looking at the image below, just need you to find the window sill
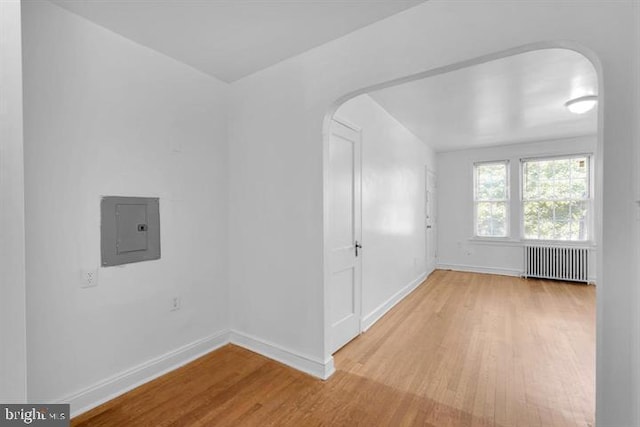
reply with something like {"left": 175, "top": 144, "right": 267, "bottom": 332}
{"left": 521, "top": 239, "right": 597, "bottom": 249}
{"left": 468, "top": 237, "right": 596, "bottom": 248}
{"left": 468, "top": 237, "right": 523, "bottom": 246}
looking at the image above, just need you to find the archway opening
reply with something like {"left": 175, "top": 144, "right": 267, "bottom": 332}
{"left": 323, "top": 45, "right": 601, "bottom": 426}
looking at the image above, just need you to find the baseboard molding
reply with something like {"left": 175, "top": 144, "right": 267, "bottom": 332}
{"left": 436, "top": 263, "right": 521, "bottom": 277}
{"left": 63, "top": 271, "right": 438, "bottom": 419}
{"left": 437, "top": 263, "right": 598, "bottom": 284}
{"left": 62, "top": 329, "right": 231, "bottom": 418}
{"left": 361, "top": 270, "right": 429, "bottom": 332}
{"left": 230, "top": 330, "right": 335, "bottom": 380}
{"left": 63, "top": 327, "right": 337, "bottom": 418}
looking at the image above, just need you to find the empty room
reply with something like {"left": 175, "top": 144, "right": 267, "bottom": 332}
{"left": 1, "top": 1, "right": 639, "bottom": 426}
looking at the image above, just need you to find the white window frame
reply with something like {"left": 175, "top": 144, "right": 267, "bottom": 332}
{"left": 519, "top": 153, "right": 593, "bottom": 243}
{"left": 473, "top": 160, "right": 510, "bottom": 239}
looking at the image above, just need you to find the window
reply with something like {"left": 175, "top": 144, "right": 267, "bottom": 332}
{"left": 522, "top": 155, "right": 591, "bottom": 241}
{"left": 474, "top": 161, "right": 509, "bottom": 237}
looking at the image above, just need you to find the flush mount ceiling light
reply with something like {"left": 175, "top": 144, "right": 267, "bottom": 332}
{"left": 565, "top": 95, "right": 598, "bottom": 114}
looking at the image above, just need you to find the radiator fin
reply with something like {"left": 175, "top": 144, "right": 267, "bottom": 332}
{"left": 524, "top": 245, "right": 589, "bottom": 283}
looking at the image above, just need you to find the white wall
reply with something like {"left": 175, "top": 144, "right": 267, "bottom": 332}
{"left": 335, "top": 95, "right": 435, "bottom": 327}
{"left": 21, "top": 0, "right": 229, "bottom": 406}
{"left": 228, "top": 2, "right": 639, "bottom": 425}
{"left": 0, "top": 0, "right": 27, "bottom": 403}
{"left": 437, "top": 136, "right": 598, "bottom": 280}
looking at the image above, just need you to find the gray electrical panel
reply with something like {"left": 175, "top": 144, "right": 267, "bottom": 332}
{"left": 101, "top": 196, "right": 161, "bottom": 267}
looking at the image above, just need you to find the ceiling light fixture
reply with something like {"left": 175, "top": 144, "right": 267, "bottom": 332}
{"left": 565, "top": 95, "right": 598, "bottom": 114}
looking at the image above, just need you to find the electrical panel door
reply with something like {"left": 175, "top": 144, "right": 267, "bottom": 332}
{"left": 101, "top": 196, "right": 160, "bottom": 266}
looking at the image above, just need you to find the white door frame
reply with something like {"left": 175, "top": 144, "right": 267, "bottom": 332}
{"left": 425, "top": 167, "right": 437, "bottom": 274}
{"left": 327, "top": 116, "right": 363, "bottom": 354}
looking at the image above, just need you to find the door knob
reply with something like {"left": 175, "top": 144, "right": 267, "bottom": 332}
{"left": 355, "top": 241, "right": 362, "bottom": 257}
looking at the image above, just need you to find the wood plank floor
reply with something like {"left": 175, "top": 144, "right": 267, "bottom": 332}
{"left": 72, "top": 270, "right": 595, "bottom": 427}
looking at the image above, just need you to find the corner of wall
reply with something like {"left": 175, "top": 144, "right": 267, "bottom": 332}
{"left": 63, "top": 330, "right": 231, "bottom": 418}
{"left": 0, "top": 0, "right": 28, "bottom": 404}
{"left": 229, "top": 330, "right": 335, "bottom": 380}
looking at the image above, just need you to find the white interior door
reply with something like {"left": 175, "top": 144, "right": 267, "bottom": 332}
{"left": 426, "top": 168, "right": 437, "bottom": 273}
{"left": 328, "top": 118, "right": 362, "bottom": 354}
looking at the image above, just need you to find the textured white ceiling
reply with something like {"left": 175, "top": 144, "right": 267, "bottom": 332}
{"left": 49, "top": 0, "right": 424, "bottom": 83}
{"left": 369, "top": 48, "right": 598, "bottom": 152}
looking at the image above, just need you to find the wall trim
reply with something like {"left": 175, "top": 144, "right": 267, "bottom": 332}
{"left": 230, "top": 330, "right": 335, "bottom": 380}
{"left": 64, "top": 260, "right": 595, "bottom": 419}
{"left": 436, "top": 263, "right": 521, "bottom": 277}
{"left": 331, "top": 114, "right": 362, "bottom": 132}
{"left": 64, "top": 328, "right": 337, "bottom": 419}
{"left": 438, "top": 264, "right": 597, "bottom": 285}
{"left": 361, "top": 270, "right": 429, "bottom": 332}
{"left": 61, "top": 329, "right": 231, "bottom": 418}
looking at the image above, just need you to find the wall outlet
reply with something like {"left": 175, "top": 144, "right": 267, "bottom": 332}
{"left": 170, "top": 296, "right": 181, "bottom": 311}
{"left": 81, "top": 268, "right": 98, "bottom": 288}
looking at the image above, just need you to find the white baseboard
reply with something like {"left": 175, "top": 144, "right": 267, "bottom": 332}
{"left": 361, "top": 270, "right": 429, "bottom": 332}
{"left": 63, "top": 327, "right": 336, "bottom": 419}
{"left": 436, "top": 263, "right": 521, "bottom": 277}
{"left": 61, "top": 329, "right": 230, "bottom": 418}
{"left": 230, "top": 330, "right": 335, "bottom": 380}
{"left": 437, "top": 263, "right": 597, "bottom": 284}
{"left": 63, "top": 272, "right": 437, "bottom": 419}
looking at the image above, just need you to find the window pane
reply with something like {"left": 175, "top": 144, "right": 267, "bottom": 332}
{"left": 540, "top": 160, "right": 555, "bottom": 180}
{"left": 475, "top": 162, "right": 508, "bottom": 238}
{"left": 554, "top": 179, "right": 571, "bottom": 200}
{"left": 538, "top": 180, "right": 555, "bottom": 200}
{"left": 570, "top": 201, "right": 589, "bottom": 240}
{"left": 524, "top": 201, "right": 553, "bottom": 239}
{"left": 523, "top": 200, "right": 589, "bottom": 241}
{"left": 554, "top": 201, "right": 571, "bottom": 221}
{"left": 523, "top": 162, "right": 539, "bottom": 199}
{"left": 522, "top": 156, "right": 590, "bottom": 241}
{"left": 524, "top": 157, "right": 589, "bottom": 201}
{"left": 476, "top": 163, "right": 506, "bottom": 200}
{"left": 554, "top": 159, "right": 571, "bottom": 180}
{"left": 491, "top": 202, "right": 507, "bottom": 236}
{"left": 476, "top": 202, "right": 492, "bottom": 236}
{"left": 570, "top": 179, "right": 588, "bottom": 199}
{"left": 523, "top": 203, "right": 538, "bottom": 239}
{"left": 554, "top": 220, "right": 571, "bottom": 240}
{"left": 540, "top": 213, "right": 555, "bottom": 238}
{"left": 476, "top": 201, "right": 507, "bottom": 237}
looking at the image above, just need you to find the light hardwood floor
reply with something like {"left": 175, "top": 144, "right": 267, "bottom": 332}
{"left": 72, "top": 270, "right": 595, "bottom": 426}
